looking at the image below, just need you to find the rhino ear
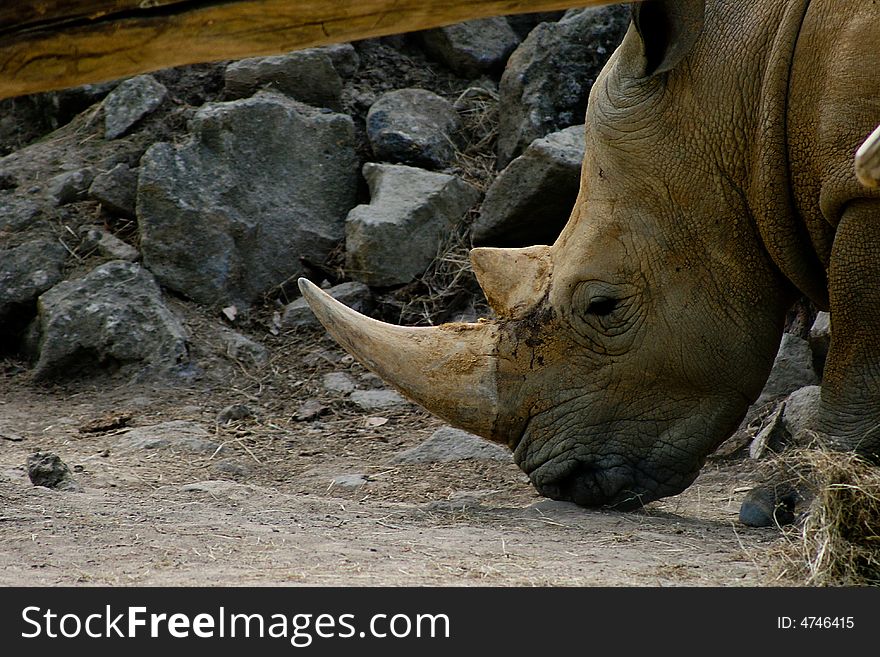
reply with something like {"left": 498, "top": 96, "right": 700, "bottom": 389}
{"left": 631, "top": 0, "right": 705, "bottom": 76}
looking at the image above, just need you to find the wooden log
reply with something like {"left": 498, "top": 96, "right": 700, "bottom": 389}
{"left": 0, "top": 0, "right": 625, "bottom": 100}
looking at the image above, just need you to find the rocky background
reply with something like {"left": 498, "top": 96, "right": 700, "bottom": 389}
{"left": 2, "top": 5, "right": 825, "bottom": 469}
{"left": 1, "top": 7, "right": 631, "bottom": 381}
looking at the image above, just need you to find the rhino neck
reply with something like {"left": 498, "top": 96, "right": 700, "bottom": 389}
{"left": 744, "top": 0, "right": 830, "bottom": 309}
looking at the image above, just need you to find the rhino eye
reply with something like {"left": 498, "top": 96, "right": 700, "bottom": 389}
{"left": 586, "top": 296, "right": 618, "bottom": 317}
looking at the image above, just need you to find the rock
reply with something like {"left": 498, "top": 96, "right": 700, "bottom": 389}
{"left": 26, "top": 451, "right": 82, "bottom": 492}
{"left": 138, "top": 92, "right": 358, "bottom": 307}
{"left": 506, "top": 12, "right": 566, "bottom": 40}
{"left": 46, "top": 167, "right": 94, "bottom": 206}
{"left": 497, "top": 5, "right": 630, "bottom": 167}
{"left": 349, "top": 389, "right": 408, "bottom": 411}
{"left": 420, "top": 18, "right": 520, "bottom": 77}
{"left": 31, "top": 261, "right": 189, "bottom": 380}
{"left": 749, "top": 402, "right": 787, "bottom": 460}
{"left": 319, "top": 43, "right": 360, "bottom": 78}
{"left": 781, "top": 385, "right": 823, "bottom": 445}
{"left": 220, "top": 329, "right": 268, "bottom": 367}
{"left": 224, "top": 49, "right": 343, "bottom": 109}
{"left": 809, "top": 311, "right": 830, "bottom": 376}
{"left": 115, "top": 420, "right": 222, "bottom": 454}
{"left": 0, "top": 195, "right": 41, "bottom": 232}
{"left": 472, "top": 124, "right": 585, "bottom": 246}
{"left": 0, "top": 427, "right": 24, "bottom": 442}
{"left": 755, "top": 333, "right": 821, "bottom": 406}
{"left": 216, "top": 403, "right": 255, "bottom": 425}
{"left": 359, "top": 373, "right": 385, "bottom": 389}
{"left": 88, "top": 163, "right": 138, "bottom": 218}
{"left": 328, "top": 473, "right": 369, "bottom": 491}
{"left": 78, "top": 228, "right": 140, "bottom": 261}
{"left": 366, "top": 89, "right": 462, "bottom": 169}
{"left": 282, "top": 281, "right": 373, "bottom": 330}
{"left": 345, "top": 163, "right": 480, "bottom": 287}
{"left": 78, "top": 412, "right": 133, "bottom": 434}
{"left": 0, "top": 239, "right": 68, "bottom": 323}
{"left": 103, "top": 74, "right": 167, "bottom": 139}
{"left": 302, "top": 349, "right": 343, "bottom": 367}
{"left": 390, "top": 426, "right": 511, "bottom": 464}
{"left": 294, "top": 399, "right": 328, "bottom": 421}
{"left": 323, "top": 372, "right": 357, "bottom": 395}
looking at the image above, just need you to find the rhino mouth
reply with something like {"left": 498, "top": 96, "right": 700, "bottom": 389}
{"left": 513, "top": 414, "right": 704, "bottom": 510}
{"left": 525, "top": 455, "right": 652, "bottom": 510}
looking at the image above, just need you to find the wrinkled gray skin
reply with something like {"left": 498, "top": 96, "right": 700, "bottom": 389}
{"left": 310, "top": 0, "right": 880, "bottom": 513}
{"left": 501, "top": 0, "right": 880, "bottom": 509}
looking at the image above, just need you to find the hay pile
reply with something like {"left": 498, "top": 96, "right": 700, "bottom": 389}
{"left": 772, "top": 449, "right": 880, "bottom": 586}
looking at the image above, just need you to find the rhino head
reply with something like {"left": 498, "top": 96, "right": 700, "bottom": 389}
{"left": 300, "top": 0, "right": 800, "bottom": 509}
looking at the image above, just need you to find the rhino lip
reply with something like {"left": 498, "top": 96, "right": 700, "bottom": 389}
{"left": 522, "top": 450, "right": 650, "bottom": 510}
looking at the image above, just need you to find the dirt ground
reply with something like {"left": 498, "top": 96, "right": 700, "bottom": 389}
{"left": 0, "top": 308, "right": 793, "bottom": 587}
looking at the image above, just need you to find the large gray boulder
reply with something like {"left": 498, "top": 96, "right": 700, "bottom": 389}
{"left": 809, "top": 311, "right": 830, "bottom": 376}
{"left": 0, "top": 239, "right": 68, "bottom": 323}
{"left": 419, "top": 18, "right": 521, "bottom": 78}
{"left": 282, "top": 281, "right": 373, "bottom": 330}
{"left": 781, "top": 385, "right": 823, "bottom": 445}
{"left": 224, "top": 49, "right": 344, "bottom": 109}
{"left": 506, "top": 12, "right": 566, "bottom": 40}
{"left": 46, "top": 167, "right": 94, "bottom": 206}
{"left": 756, "top": 333, "right": 821, "bottom": 406}
{"left": 366, "top": 89, "right": 462, "bottom": 170}
{"left": 472, "top": 124, "right": 585, "bottom": 247}
{"left": 103, "top": 74, "right": 167, "bottom": 140}
{"left": 345, "top": 163, "right": 480, "bottom": 287}
{"left": 88, "top": 163, "right": 138, "bottom": 219}
{"left": 0, "top": 195, "right": 42, "bottom": 232}
{"left": 496, "top": 6, "right": 630, "bottom": 168}
{"left": 138, "top": 92, "right": 358, "bottom": 307}
{"left": 319, "top": 44, "right": 361, "bottom": 79}
{"left": 31, "top": 261, "right": 188, "bottom": 380}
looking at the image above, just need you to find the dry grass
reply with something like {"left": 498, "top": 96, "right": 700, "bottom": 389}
{"left": 770, "top": 448, "right": 880, "bottom": 586}
{"left": 380, "top": 208, "right": 490, "bottom": 327}
{"left": 452, "top": 85, "right": 500, "bottom": 193}
{"left": 371, "top": 86, "right": 501, "bottom": 327}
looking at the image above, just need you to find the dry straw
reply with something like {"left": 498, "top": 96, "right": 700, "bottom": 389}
{"left": 770, "top": 447, "right": 880, "bottom": 586}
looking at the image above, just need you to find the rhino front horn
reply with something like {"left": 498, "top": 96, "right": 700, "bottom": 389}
{"left": 297, "top": 278, "right": 502, "bottom": 439}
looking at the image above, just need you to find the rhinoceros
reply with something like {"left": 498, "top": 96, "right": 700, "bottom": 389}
{"left": 298, "top": 0, "right": 880, "bottom": 521}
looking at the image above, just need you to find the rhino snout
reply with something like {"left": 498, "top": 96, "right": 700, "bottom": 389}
{"left": 527, "top": 457, "right": 651, "bottom": 510}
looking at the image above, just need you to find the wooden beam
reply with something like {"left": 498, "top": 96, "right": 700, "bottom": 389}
{"left": 0, "top": 1, "right": 625, "bottom": 99}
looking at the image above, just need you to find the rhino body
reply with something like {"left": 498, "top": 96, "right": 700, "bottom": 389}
{"left": 302, "top": 0, "right": 880, "bottom": 514}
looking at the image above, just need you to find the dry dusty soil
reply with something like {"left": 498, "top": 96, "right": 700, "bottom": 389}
{"left": 0, "top": 315, "right": 795, "bottom": 588}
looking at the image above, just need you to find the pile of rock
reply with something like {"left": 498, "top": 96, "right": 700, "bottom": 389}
{"left": 0, "top": 8, "right": 631, "bottom": 381}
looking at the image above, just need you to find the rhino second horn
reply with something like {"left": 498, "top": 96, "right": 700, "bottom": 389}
{"left": 297, "top": 278, "right": 502, "bottom": 439}
{"left": 470, "top": 245, "right": 552, "bottom": 319}
{"left": 855, "top": 123, "right": 880, "bottom": 188}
